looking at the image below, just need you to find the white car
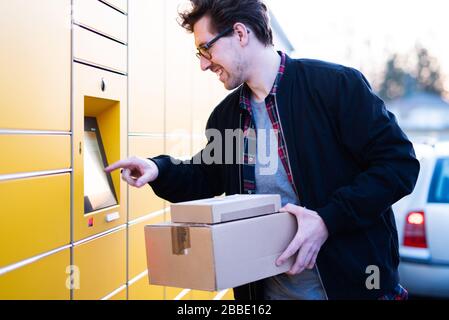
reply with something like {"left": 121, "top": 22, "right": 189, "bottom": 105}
{"left": 393, "top": 141, "right": 449, "bottom": 298}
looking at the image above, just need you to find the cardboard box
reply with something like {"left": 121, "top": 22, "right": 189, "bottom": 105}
{"left": 170, "top": 194, "right": 281, "bottom": 224}
{"left": 144, "top": 212, "right": 296, "bottom": 291}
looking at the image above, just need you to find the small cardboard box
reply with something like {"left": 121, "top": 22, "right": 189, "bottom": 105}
{"left": 144, "top": 212, "right": 296, "bottom": 291}
{"left": 170, "top": 194, "right": 281, "bottom": 224}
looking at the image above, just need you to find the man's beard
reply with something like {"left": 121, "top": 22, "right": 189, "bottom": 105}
{"left": 224, "top": 59, "right": 246, "bottom": 90}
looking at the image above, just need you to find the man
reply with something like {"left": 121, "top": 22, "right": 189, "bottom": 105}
{"left": 106, "top": 0, "right": 419, "bottom": 300}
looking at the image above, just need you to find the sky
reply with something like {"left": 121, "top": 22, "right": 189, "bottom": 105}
{"left": 268, "top": 0, "right": 449, "bottom": 95}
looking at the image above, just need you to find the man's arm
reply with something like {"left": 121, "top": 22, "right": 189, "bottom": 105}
{"left": 317, "top": 68, "right": 420, "bottom": 236}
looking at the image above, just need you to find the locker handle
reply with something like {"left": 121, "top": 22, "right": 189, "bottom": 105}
{"left": 101, "top": 78, "right": 106, "bottom": 92}
{"left": 105, "top": 212, "right": 120, "bottom": 223}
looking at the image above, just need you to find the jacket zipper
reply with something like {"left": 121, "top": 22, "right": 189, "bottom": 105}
{"left": 239, "top": 112, "right": 243, "bottom": 195}
{"left": 274, "top": 95, "right": 329, "bottom": 300}
{"left": 315, "top": 265, "right": 329, "bottom": 300}
{"left": 239, "top": 111, "right": 254, "bottom": 300}
{"left": 273, "top": 96, "right": 299, "bottom": 199}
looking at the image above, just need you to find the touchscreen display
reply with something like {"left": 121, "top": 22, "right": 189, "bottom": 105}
{"left": 84, "top": 117, "right": 118, "bottom": 214}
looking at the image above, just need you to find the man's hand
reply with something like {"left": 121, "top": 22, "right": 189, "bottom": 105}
{"left": 104, "top": 156, "right": 159, "bottom": 188}
{"left": 276, "top": 204, "right": 329, "bottom": 275}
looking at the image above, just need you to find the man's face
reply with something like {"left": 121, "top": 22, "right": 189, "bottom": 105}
{"left": 193, "top": 16, "right": 246, "bottom": 90}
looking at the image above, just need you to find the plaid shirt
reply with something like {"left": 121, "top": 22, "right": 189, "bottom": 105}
{"left": 378, "top": 284, "right": 409, "bottom": 300}
{"left": 239, "top": 52, "right": 298, "bottom": 196}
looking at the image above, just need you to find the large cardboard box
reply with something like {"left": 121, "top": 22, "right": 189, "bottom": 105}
{"left": 144, "top": 212, "right": 296, "bottom": 291}
{"left": 170, "top": 194, "right": 281, "bottom": 224}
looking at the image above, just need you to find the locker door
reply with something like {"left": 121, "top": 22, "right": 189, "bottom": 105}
{"left": 73, "top": 228, "right": 126, "bottom": 300}
{"left": 0, "top": 174, "right": 70, "bottom": 268}
{"left": 128, "top": 136, "right": 165, "bottom": 220}
{"left": 0, "top": 248, "right": 70, "bottom": 300}
{"left": 128, "top": 214, "right": 165, "bottom": 280}
{"left": 128, "top": 0, "right": 165, "bottom": 134}
{"left": 0, "top": 0, "right": 71, "bottom": 131}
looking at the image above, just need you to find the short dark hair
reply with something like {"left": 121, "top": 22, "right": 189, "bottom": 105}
{"left": 178, "top": 0, "right": 274, "bottom": 47}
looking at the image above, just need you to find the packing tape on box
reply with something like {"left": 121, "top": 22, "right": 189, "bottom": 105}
{"left": 171, "top": 226, "right": 191, "bottom": 255}
{"left": 221, "top": 204, "right": 276, "bottom": 222}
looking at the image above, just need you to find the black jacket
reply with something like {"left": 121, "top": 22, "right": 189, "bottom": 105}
{"left": 149, "top": 54, "right": 420, "bottom": 300}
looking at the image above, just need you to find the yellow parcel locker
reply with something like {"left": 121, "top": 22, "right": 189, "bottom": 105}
{"left": 0, "top": 0, "right": 71, "bottom": 131}
{"left": 128, "top": 275, "right": 164, "bottom": 300}
{"left": 220, "top": 289, "right": 235, "bottom": 300}
{"left": 192, "top": 64, "right": 219, "bottom": 135}
{"left": 128, "top": 213, "right": 165, "bottom": 280}
{"left": 128, "top": 136, "right": 164, "bottom": 221}
{"left": 73, "top": 228, "right": 126, "bottom": 300}
{"left": 163, "top": 134, "right": 193, "bottom": 222}
{"left": 104, "top": 0, "right": 128, "bottom": 13}
{"left": 128, "top": 0, "right": 164, "bottom": 133}
{"left": 0, "top": 174, "right": 70, "bottom": 268}
{"left": 166, "top": 287, "right": 191, "bottom": 300}
{"left": 190, "top": 290, "right": 215, "bottom": 300}
{"left": 0, "top": 135, "right": 70, "bottom": 175}
{"left": 105, "top": 286, "right": 127, "bottom": 300}
{"left": 165, "top": 0, "right": 196, "bottom": 135}
{"left": 0, "top": 248, "right": 70, "bottom": 300}
{"left": 73, "top": 0, "right": 127, "bottom": 43}
{"left": 73, "top": 24, "right": 127, "bottom": 74}
{"left": 73, "top": 63, "right": 127, "bottom": 241}
{"left": 165, "top": 134, "right": 192, "bottom": 164}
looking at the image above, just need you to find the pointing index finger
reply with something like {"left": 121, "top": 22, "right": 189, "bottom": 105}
{"left": 105, "top": 159, "right": 132, "bottom": 173}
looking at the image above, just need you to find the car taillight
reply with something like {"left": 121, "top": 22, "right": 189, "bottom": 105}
{"left": 403, "top": 211, "right": 427, "bottom": 248}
